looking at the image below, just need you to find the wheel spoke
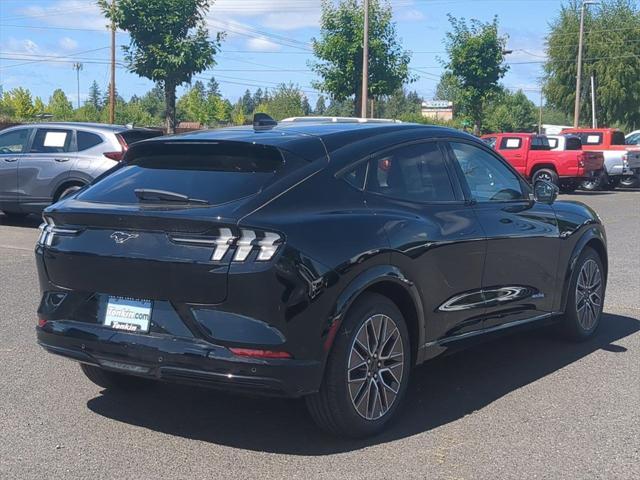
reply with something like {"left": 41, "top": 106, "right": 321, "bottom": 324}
{"left": 347, "top": 313, "right": 405, "bottom": 421}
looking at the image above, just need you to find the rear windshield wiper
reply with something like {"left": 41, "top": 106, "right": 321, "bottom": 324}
{"left": 134, "top": 188, "right": 209, "bottom": 205}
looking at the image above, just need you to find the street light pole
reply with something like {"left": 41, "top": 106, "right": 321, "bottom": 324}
{"left": 360, "top": 0, "right": 369, "bottom": 118}
{"left": 574, "top": 1, "right": 597, "bottom": 128}
{"left": 109, "top": 0, "right": 116, "bottom": 124}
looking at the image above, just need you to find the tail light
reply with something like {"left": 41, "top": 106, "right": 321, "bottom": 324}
{"left": 103, "top": 151, "right": 124, "bottom": 161}
{"left": 229, "top": 348, "right": 292, "bottom": 359}
{"left": 37, "top": 216, "right": 80, "bottom": 246}
{"left": 170, "top": 228, "right": 283, "bottom": 263}
{"left": 578, "top": 152, "right": 585, "bottom": 168}
{"left": 103, "top": 133, "right": 129, "bottom": 162}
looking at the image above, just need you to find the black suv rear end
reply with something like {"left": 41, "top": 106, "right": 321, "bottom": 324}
{"left": 36, "top": 130, "right": 331, "bottom": 397}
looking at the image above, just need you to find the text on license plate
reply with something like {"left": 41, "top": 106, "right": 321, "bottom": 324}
{"left": 104, "top": 297, "right": 152, "bottom": 333}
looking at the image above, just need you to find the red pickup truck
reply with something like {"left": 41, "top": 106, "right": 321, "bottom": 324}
{"left": 481, "top": 133, "right": 604, "bottom": 192}
{"left": 561, "top": 128, "right": 640, "bottom": 189}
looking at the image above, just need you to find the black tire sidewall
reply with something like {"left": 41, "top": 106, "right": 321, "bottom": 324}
{"left": 533, "top": 168, "right": 559, "bottom": 187}
{"left": 562, "top": 247, "right": 605, "bottom": 340}
{"left": 319, "top": 293, "right": 411, "bottom": 437}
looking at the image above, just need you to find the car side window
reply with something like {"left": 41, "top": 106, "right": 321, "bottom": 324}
{"left": 30, "top": 128, "right": 74, "bottom": 154}
{"left": 499, "top": 137, "right": 522, "bottom": 149}
{"left": 449, "top": 142, "right": 524, "bottom": 202}
{"left": 0, "top": 128, "right": 32, "bottom": 154}
{"left": 77, "top": 131, "right": 104, "bottom": 151}
{"left": 367, "top": 142, "right": 456, "bottom": 203}
{"left": 342, "top": 161, "right": 368, "bottom": 190}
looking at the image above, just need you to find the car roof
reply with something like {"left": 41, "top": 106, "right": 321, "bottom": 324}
{"left": 562, "top": 127, "right": 621, "bottom": 133}
{"left": 2, "top": 122, "right": 159, "bottom": 133}
{"left": 153, "top": 122, "right": 474, "bottom": 160}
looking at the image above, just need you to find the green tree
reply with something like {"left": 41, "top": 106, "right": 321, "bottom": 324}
{"left": 3, "top": 88, "right": 36, "bottom": 119}
{"left": 241, "top": 89, "right": 255, "bottom": 115}
{"left": 311, "top": 0, "right": 414, "bottom": 116}
{"left": 177, "top": 80, "right": 209, "bottom": 124}
{"left": 314, "top": 95, "right": 327, "bottom": 115}
{"left": 256, "top": 83, "right": 306, "bottom": 120}
{"left": 544, "top": 0, "right": 640, "bottom": 129}
{"left": 138, "top": 84, "right": 165, "bottom": 121}
{"left": 230, "top": 101, "right": 246, "bottom": 125}
{"left": 206, "top": 76, "right": 220, "bottom": 97}
{"left": 376, "top": 88, "right": 421, "bottom": 119}
{"left": 48, "top": 89, "right": 73, "bottom": 120}
{"left": 100, "top": 0, "right": 223, "bottom": 133}
{"left": 33, "top": 97, "right": 46, "bottom": 116}
{"left": 252, "top": 88, "right": 264, "bottom": 109}
{"left": 87, "top": 80, "right": 102, "bottom": 110}
{"left": 442, "top": 15, "right": 509, "bottom": 134}
{"left": 484, "top": 89, "right": 537, "bottom": 133}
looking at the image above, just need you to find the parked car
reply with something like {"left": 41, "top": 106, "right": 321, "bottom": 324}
{"left": 560, "top": 128, "right": 640, "bottom": 190}
{"left": 0, "top": 122, "right": 163, "bottom": 217}
{"left": 36, "top": 118, "right": 608, "bottom": 437}
{"left": 622, "top": 131, "right": 640, "bottom": 188}
{"left": 481, "top": 132, "right": 603, "bottom": 193}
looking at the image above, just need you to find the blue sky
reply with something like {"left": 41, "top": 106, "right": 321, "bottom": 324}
{"left": 0, "top": 0, "right": 570, "bottom": 107}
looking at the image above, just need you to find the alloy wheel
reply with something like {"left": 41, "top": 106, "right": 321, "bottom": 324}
{"left": 575, "top": 259, "right": 603, "bottom": 331}
{"left": 347, "top": 314, "right": 405, "bottom": 420}
{"left": 537, "top": 172, "right": 552, "bottom": 183}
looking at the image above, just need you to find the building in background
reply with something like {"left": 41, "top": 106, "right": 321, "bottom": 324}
{"left": 421, "top": 100, "right": 454, "bottom": 121}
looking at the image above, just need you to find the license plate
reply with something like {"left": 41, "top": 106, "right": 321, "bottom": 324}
{"left": 103, "top": 296, "right": 152, "bottom": 333}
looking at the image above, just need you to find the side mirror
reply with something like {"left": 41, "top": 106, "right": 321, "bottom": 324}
{"left": 533, "top": 180, "right": 559, "bottom": 205}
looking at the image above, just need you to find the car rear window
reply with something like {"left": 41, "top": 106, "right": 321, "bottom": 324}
{"left": 76, "top": 141, "right": 293, "bottom": 206}
{"left": 119, "top": 129, "right": 163, "bottom": 145}
{"left": 565, "top": 136, "right": 582, "bottom": 150}
{"left": 611, "top": 131, "right": 626, "bottom": 145}
{"left": 77, "top": 131, "right": 104, "bottom": 151}
{"left": 530, "top": 136, "right": 551, "bottom": 150}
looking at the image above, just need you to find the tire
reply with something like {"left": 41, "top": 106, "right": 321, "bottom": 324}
{"left": 619, "top": 175, "right": 639, "bottom": 188}
{"left": 581, "top": 172, "right": 606, "bottom": 191}
{"left": 306, "top": 292, "right": 411, "bottom": 437}
{"left": 604, "top": 177, "right": 620, "bottom": 191}
{"left": 80, "top": 363, "right": 153, "bottom": 390}
{"left": 56, "top": 184, "right": 83, "bottom": 202}
{"left": 559, "top": 247, "right": 605, "bottom": 341}
{"left": 532, "top": 168, "right": 559, "bottom": 188}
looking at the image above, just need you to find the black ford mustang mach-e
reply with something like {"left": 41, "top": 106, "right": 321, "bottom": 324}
{"left": 35, "top": 118, "right": 607, "bottom": 437}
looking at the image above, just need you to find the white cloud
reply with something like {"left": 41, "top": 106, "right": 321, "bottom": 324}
{"left": 59, "top": 37, "right": 78, "bottom": 51}
{"left": 15, "top": 0, "right": 108, "bottom": 31}
{"left": 246, "top": 37, "right": 281, "bottom": 52}
{"left": 396, "top": 8, "right": 426, "bottom": 22}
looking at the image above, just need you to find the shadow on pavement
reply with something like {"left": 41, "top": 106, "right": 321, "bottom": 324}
{"left": 0, "top": 213, "right": 41, "bottom": 228}
{"left": 87, "top": 312, "right": 638, "bottom": 455}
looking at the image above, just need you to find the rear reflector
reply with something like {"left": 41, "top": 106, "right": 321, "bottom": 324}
{"left": 229, "top": 348, "right": 292, "bottom": 359}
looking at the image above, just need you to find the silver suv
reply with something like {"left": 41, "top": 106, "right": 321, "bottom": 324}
{"left": 0, "top": 122, "right": 162, "bottom": 218}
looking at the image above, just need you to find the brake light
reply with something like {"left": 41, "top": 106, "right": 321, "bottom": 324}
{"left": 38, "top": 216, "right": 80, "bottom": 246}
{"left": 578, "top": 153, "right": 585, "bottom": 168}
{"left": 229, "top": 348, "right": 292, "bottom": 359}
{"left": 103, "top": 151, "right": 124, "bottom": 161}
{"left": 103, "top": 133, "right": 129, "bottom": 161}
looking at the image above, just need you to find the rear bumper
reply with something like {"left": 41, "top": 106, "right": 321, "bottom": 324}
{"left": 37, "top": 322, "right": 322, "bottom": 397}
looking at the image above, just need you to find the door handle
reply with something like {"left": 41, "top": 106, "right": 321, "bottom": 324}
{"left": 3, "top": 157, "right": 19, "bottom": 162}
{"left": 54, "top": 157, "right": 70, "bottom": 162}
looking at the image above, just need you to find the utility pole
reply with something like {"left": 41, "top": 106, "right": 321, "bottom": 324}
{"left": 109, "top": 0, "right": 116, "bottom": 124}
{"left": 539, "top": 89, "right": 543, "bottom": 134}
{"left": 72, "top": 62, "right": 83, "bottom": 109}
{"left": 574, "top": 0, "right": 597, "bottom": 128}
{"left": 590, "top": 73, "right": 597, "bottom": 128}
{"left": 360, "top": 0, "right": 369, "bottom": 118}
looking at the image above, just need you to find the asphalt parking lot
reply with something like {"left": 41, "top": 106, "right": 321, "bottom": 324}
{"left": 0, "top": 190, "right": 638, "bottom": 480}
